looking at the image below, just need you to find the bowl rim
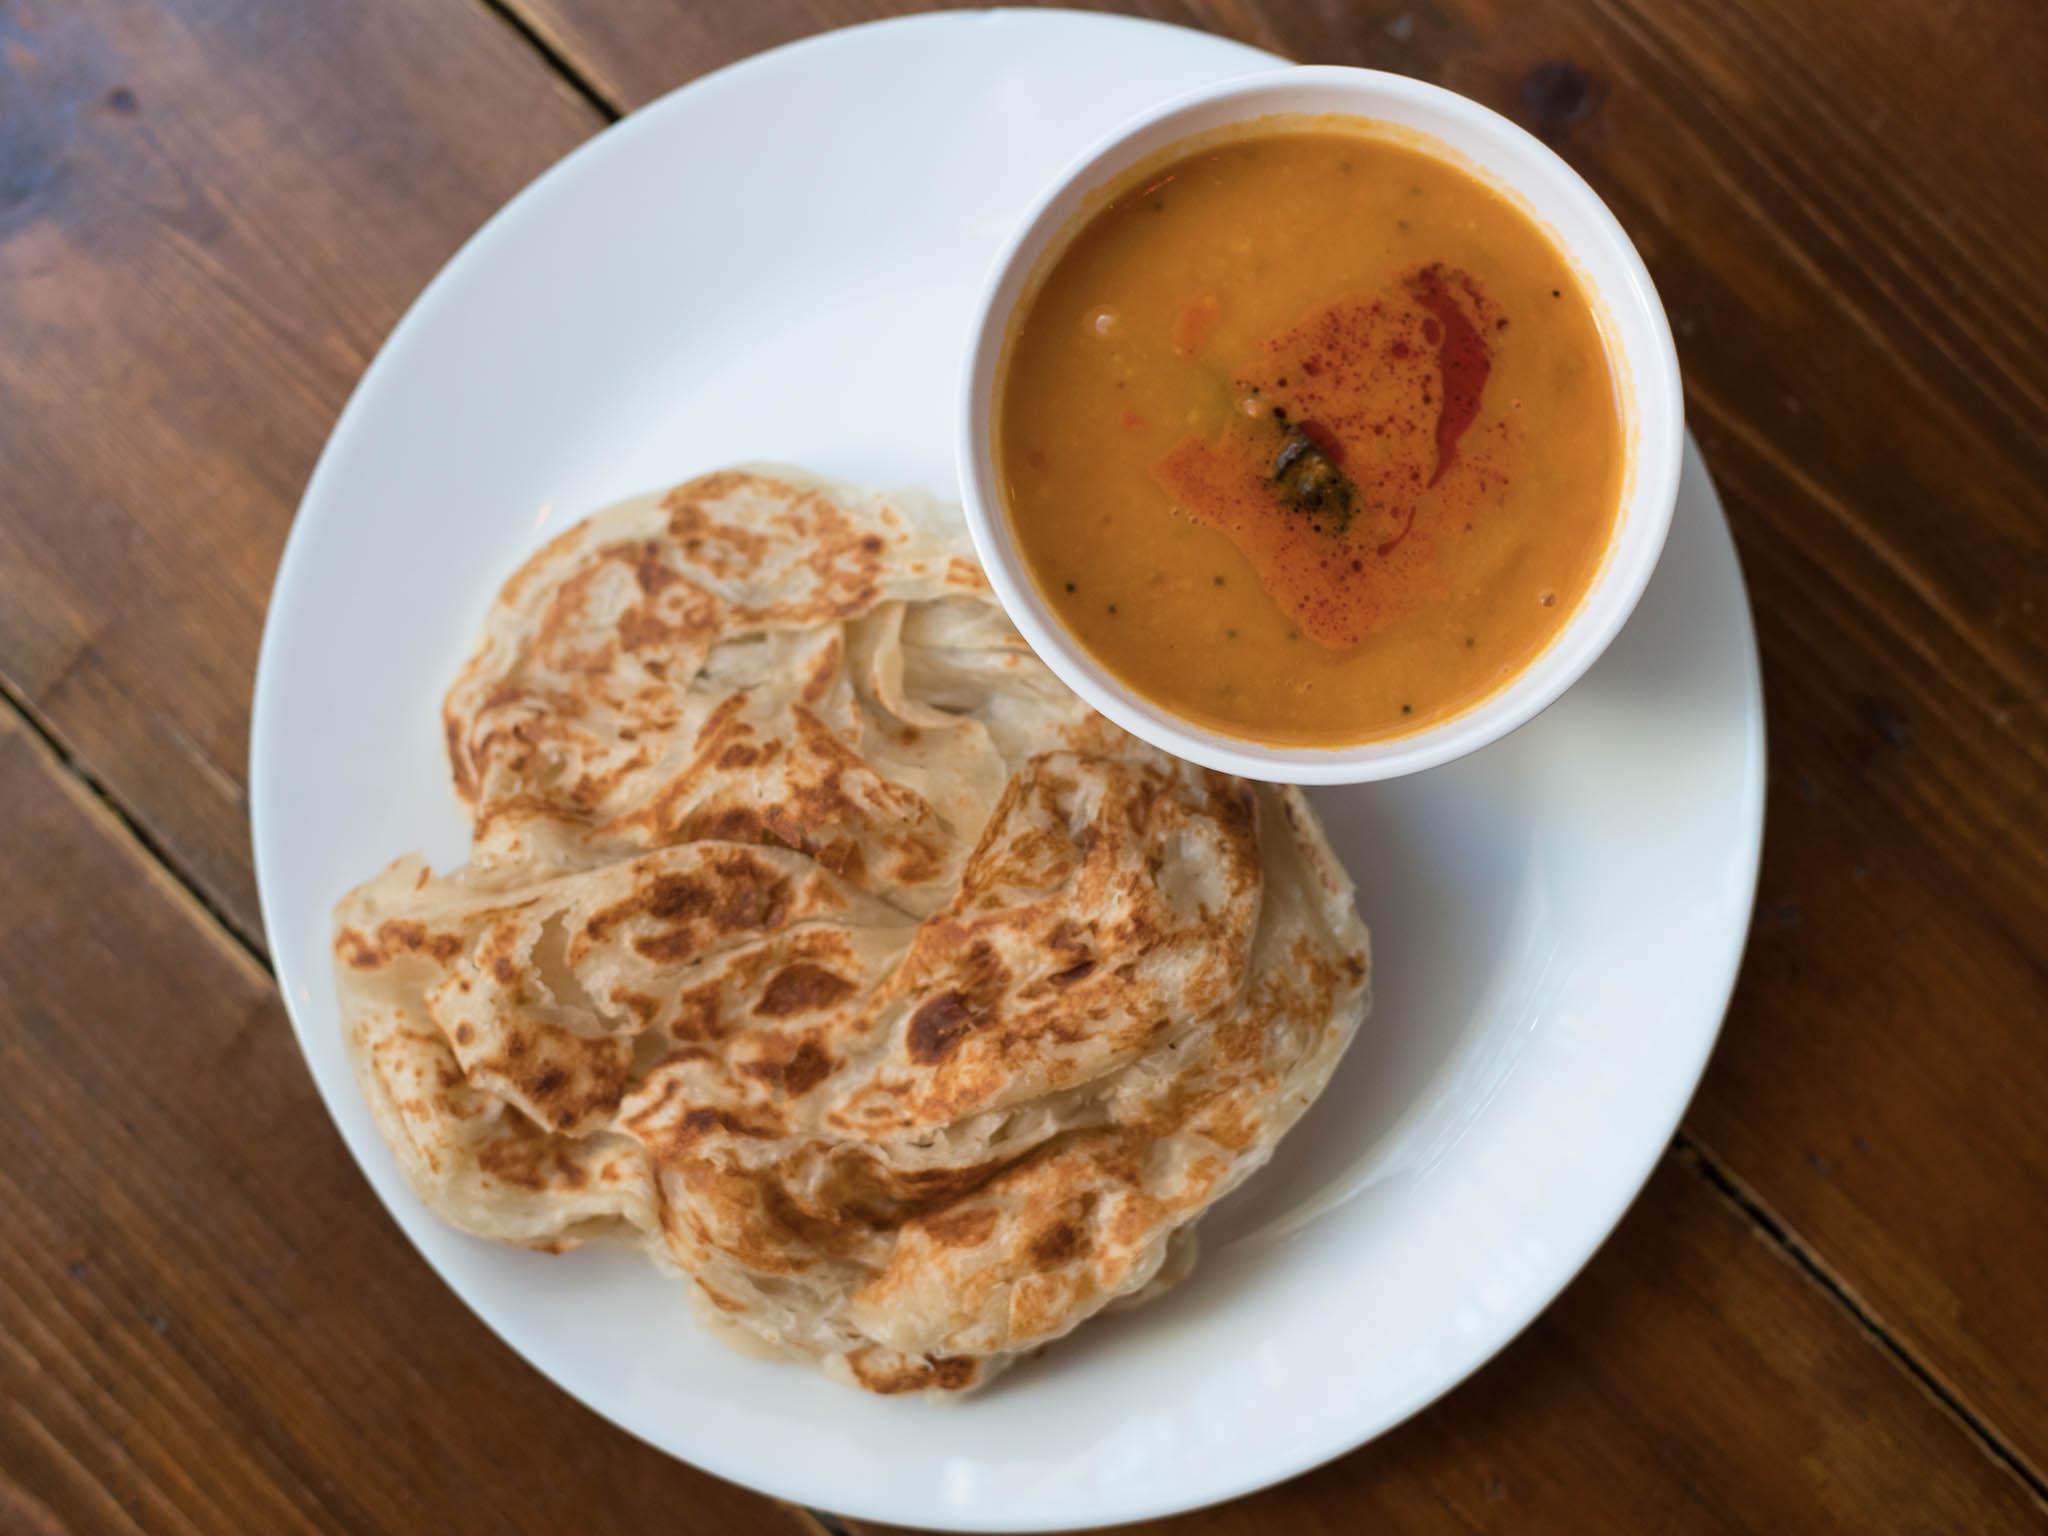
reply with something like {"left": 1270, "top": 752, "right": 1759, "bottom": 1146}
{"left": 956, "top": 63, "right": 1685, "bottom": 784}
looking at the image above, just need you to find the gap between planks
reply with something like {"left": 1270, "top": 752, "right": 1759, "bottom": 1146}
{"left": 1677, "top": 1133, "right": 2048, "bottom": 1511}
{"left": 3, "top": 2, "right": 2033, "bottom": 1515}
{"left": 0, "top": 673, "right": 271, "bottom": 978}
{"left": 474, "top": 0, "right": 625, "bottom": 121}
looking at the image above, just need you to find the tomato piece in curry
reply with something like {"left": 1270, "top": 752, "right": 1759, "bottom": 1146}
{"left": 997, "top": 123, "right": 1625, "bottom": 746}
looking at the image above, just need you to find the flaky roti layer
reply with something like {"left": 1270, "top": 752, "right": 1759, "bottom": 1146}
{"left": 335, "top": 466, "right": 1370, "bottom": 1393}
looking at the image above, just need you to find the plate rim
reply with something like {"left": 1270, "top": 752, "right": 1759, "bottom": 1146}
{"left": 249, "top": 11, "right": 1766, "bottom": 1529}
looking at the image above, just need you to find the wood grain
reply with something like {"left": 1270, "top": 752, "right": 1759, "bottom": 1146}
{"left": 0, "top": 0, "right": 604, "bottom": 947}
{"left": 842, "top": 1155, "right": 2046, "bottom": 1534}
{"left": 1, "top": 0, "right": 2044, "bottom": 1530}
{"left": 0, "top": 709, "right": 803, "bottom": 1535}
{"left": 508, "top": 0, "right": 2048, "bottom": 1478}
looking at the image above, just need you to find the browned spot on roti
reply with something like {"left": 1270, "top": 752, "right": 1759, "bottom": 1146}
{"left": 444, "top": 712, "right": 476, "bottom": 801}
{"left": 890, "top": 838, "right": 946, "bottom": 887}
{"left": 923, "top": 1206, "right": 999, "bottom": 1248}
{"left": 1045, "top": 920, "right": 1089, "bottom": 956}
{"left": 809, "top": 1149, "right": 1015, "bottom": 1215}
{"left": 943, "top": 556, "right": 988, "bottom": 590}
{"left": 334, "top": 919, "right": 464, "bottom": 969}
{"left": 847, "top": 1349, "right": 978, "bottom": 1394}
{"left": 668, "top": 1104, "right": 786, "bottom": 1146}
{"left": 695, "top": 1279, "right": 749, "bottom": 1313}
{"left": 583, "top": 854, "right": 795, "bottom": 962}
{"left": 755, "top": 963, "right": 856, "bottom": 1017}
{"left": 906, "top": 991, "right": 974, "bottom": 1064}
{"left": 476, "top": 1124, "right": 590, "bottom": 1191}
{"left": 815, "top": 836, "right": 867, "bottom": 882}
{"left": 800, "top": 636, "right": 843, "bottom": 705}
{"left": 738, "top": 1037, "right": 836, "bottom": 1097}
{"left": 611, "top": 989, "right": 661, "bottom": 1024}
{"left": 631, "top": 540, "right": 683, "bottom": 596}
{"left": 1028, "top": 1220, "right": 1085, "bottom": 1267}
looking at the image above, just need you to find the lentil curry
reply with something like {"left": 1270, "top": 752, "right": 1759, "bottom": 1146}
{"left": 997, "top": 120, "right": 1625, "bottom": 745}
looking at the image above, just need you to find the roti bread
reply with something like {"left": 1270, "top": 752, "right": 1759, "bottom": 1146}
{"left": 334, "top": 466, "right": 1370, "bottom": 1393}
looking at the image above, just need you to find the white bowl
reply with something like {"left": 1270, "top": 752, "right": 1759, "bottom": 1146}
{"left": 959, "top": 66, "right": 1684, "bottom": 784}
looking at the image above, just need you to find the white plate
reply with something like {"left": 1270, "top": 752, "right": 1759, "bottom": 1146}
{"left": 251, "top": 11, "right": 1763, "bottom": 1530}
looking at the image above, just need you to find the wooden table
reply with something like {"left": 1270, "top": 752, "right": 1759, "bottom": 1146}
{"left": 2, "top": 1, "right": 2042, "bottom": 1531}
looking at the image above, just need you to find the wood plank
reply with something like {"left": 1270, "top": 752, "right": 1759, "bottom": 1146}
{"left": 0, "top": 0, "right": 604, "bottom": 946}
{"left": 7, "top": 0, "right": 2043, "bottom": 1515}
{"left": 504, "top": 0, "right": 1288, "bottom": 113}
{"left": 510, "top": 0, "right": 2048, "bottom": 1471}
{"left": 0, "top": 709, "right": 804, "bottom": 1536}
{"left": 841, "top": 1155, "right": 2046, "bottom": 1534}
